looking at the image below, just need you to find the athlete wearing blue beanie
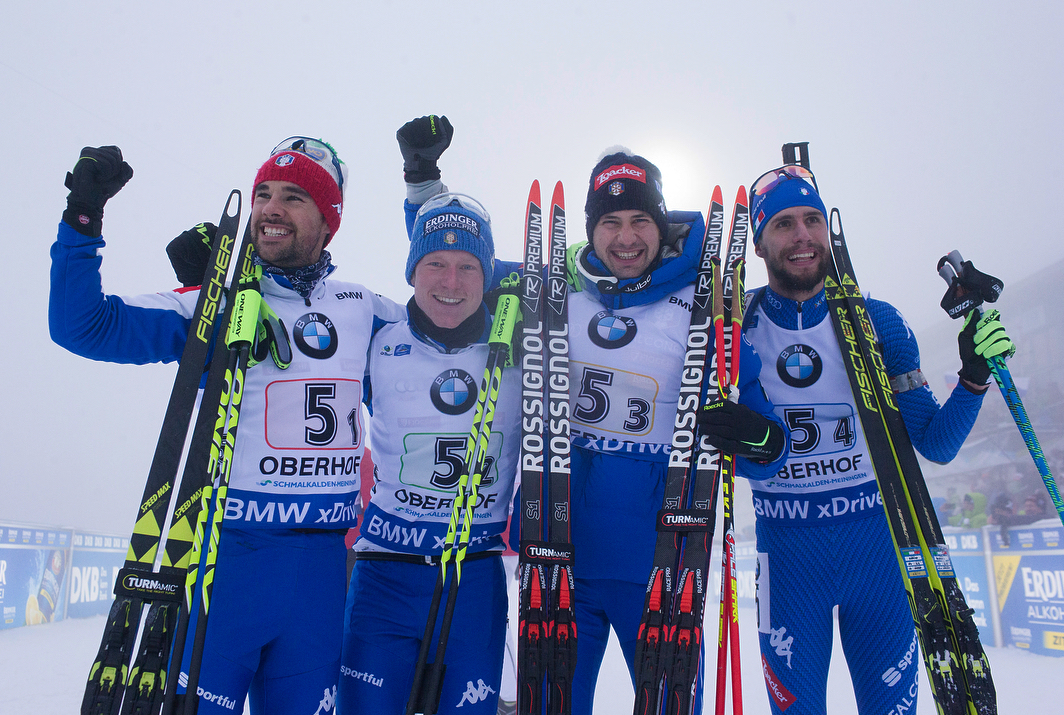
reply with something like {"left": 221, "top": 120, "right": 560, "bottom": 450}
{"left": 742, "top": 158, "right": 1011, "bottom": 715}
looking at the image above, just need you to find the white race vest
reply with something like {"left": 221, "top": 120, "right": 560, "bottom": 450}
{"left": 567, "top": 286, "right": 695, "bottom": 461}
{"left": 745, "top": 302, "right": 881, "bottom": 524}
{"left": 222, "top": 275, "right": 404, "bottom": 530}
{"left": 358, "top": 320, "right": 521, "bottom": 555}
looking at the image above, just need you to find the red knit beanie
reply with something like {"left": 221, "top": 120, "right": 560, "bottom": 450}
{"left": 253, "top": 150, "right": 344, "bottom": 245}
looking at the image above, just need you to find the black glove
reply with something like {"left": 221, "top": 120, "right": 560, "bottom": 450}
{"left": 958, "top": 309, "right": 1015, "bottom": 387}
{"left": 697, "top": 399, "right": 785, "bottom": 463}
{"left": 396, "top": 115, "right": 453, "bottom": 183}
{"left": 62, "top": 146, "right": 134, "bottom": 237}
{"left": 166, "top": 223, "right": 217, "bottom": 287}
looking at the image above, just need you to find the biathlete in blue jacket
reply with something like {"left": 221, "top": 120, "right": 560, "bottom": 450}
{"left": 565, "top": 149, "right": 789, "bottom": 714}
{"left": 741, "top": 163, "right": 1014, "bottom": 715}
{"left": 391, "top": 117, "right": 790, "bottom": 715}
{"left": 336, "top": 115, "right": 521, "bottom": 715}
{"left": 50, "top": 140, "right": 404, "bottom": 714}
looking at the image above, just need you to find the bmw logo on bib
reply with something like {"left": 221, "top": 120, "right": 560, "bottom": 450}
{"left": 777, "top": 344, "right": 822, "bottom": 388}
{"left": 588, "top": 310, "right": 637, "bottom": 349}
{"left": 430, "top": 369, "right": 478, "bottom": 415}
{"left": 293, "top": 313, "right": 339, "bottom": 360}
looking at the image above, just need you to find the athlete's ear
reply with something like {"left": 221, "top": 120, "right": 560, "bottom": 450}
{"left": 754, "top": 242, "right": 765, "bottom": 258}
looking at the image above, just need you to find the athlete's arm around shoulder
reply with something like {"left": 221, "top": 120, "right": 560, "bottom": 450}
{"left": 50, "top": 222, "right": 198, "bottom": 365}
{"left": 867, "top": 297, "right": 984, "bottom": 463}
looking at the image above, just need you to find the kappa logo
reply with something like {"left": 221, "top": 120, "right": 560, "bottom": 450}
{"left": 312, "top": 685, "right": 336, "bottom": 714}
{"left": 776, "top": 344, "right": 822, "bottom": 388}
{"left": 588, "top": 311, "right": 637, "bottom": 349}
{"left": 769, "top": 626, "right": 794, "bottom": 668}
{"left": 430, "top": 369, "right": 478, "bottom": 416}
{"left": 456, "top": 679, "right": 496, "bottom": 707}
{"left": 294, "top": 313, "right": 338, "bottom": 359}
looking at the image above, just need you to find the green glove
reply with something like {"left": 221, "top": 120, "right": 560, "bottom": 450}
{"left": 958, "top": 309, "right": 1015, "bottom": 385}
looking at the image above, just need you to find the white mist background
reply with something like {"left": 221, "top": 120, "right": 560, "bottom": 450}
{"left": 1, "top": 1, "right": 1060, "bottom": 711}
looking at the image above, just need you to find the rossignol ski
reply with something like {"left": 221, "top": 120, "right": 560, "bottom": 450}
{"left": 82, "top": 192, "right": 242, "bottom": 715}
{"left": 405, "top": 288, "right": 520, "bottom": 715}
{"left": 632, "top": 186, "right": 728, "bottom": 715}
{"left": 937, "top": 250, "right": 1062, "bottom": 526}
{"left": 517, "top": 181, "right": 576, "bottom": 715}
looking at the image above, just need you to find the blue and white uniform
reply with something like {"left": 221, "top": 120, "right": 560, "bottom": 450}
{"left": 338, "top": 303, "right": 521, "bottom": 715}
{"left": 566, "top": 212, "right": 788, "bottom": 715}
{"left": 743, "top": 285, "right": 985, "bottom": 715}
{"left": 50, "top": 221, "right": 403, "bottom": 714}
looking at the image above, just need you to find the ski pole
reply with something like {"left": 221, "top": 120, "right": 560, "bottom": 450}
{"left": 406, "top": 289, "right": 519, "bottom": 715}
{"left": 937, "top": 250, "right": 1063, "bottom": 526}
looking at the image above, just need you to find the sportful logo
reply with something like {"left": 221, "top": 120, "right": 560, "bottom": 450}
{"left": 594, "top": 164, "right": 646, "bottom": 191}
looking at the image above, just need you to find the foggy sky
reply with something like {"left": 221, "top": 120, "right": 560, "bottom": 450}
{"left": 2, "top": 1, "right": 1060, "bottom": 531}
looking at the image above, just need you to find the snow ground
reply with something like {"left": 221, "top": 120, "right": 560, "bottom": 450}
{"left": 1, "top": 607, "right": 1056, "bottom": 715}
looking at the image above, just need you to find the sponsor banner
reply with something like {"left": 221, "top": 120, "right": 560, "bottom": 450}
{"left": 67, "top": 531, "right": 128, "bottom": 619}
{"left": 940, "top": 527, "right": 996, "bottom": 646}
{"left": 990, "top": 521, "right": 1064, "bottom": 657}
{"left": 0, "top": 524, "right": 73, "bottom": 629}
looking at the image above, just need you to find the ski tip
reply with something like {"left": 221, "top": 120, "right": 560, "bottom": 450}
{"left": 711, "top": 185, "right": 724, "bottom": 205}
{"left": 527, "top": 180, "right": 541, "bottom": 202}
{"left": 734, "top": 185, "right": 748, "bottom": 206}
{"left": 551, "top": 180, "right": 564, "bottom": 208}
{"left": 225, "top": 189, "right": 241, "bottom": 218}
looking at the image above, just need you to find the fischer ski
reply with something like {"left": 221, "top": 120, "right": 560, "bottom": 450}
{"left": 405, "top": 287, "right": 520, "bottom": 715}
{"left": 937, "top": 250, "right": 1062, "bottom": 526}
{"left": 824, "top": 212, "right": 995, "bottom": 715}
{"left": 517, "top": 181, "right": 575, "bottom": 715}
{"left": 632, "top": 186, "right": 728, "bottom": 715}
{"left": 173, "top": 237, "right": 265, "bottom": 715}
{"left": 82, "top": 192, "right": 243, "bottom": 715}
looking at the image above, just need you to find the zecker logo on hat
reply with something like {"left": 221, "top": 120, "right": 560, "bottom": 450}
{"left": 595, "top": 164, "right": 646, "bottom": 191}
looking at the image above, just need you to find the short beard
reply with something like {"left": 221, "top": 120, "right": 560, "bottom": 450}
{"left": 767, "top": 253, "right": 831, "bottom": 295}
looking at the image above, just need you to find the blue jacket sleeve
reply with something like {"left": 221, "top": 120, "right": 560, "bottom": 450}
{"left": 50, "top": 222, "right": 194, "bottom": 364}
{"left": 735, "top": 331, "right": 790, "bottom": 479}
{"left": 867, "top": 298, "right": 984, "bottom": 463}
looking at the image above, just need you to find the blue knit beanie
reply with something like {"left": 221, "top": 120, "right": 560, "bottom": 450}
{"left": 407, "top": 194, "right": 495, "bottom": 292}
{"left": 750, "top": 170, "right": 827, "bottom": 243}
